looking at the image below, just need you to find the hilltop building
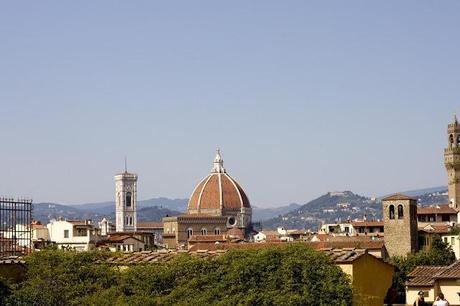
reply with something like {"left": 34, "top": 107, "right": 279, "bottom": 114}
{"left": 115, "top": 163, "right": 138, "bottom": 232}
{"left": 163, "top": 149, "right": 252, "bottom": 248}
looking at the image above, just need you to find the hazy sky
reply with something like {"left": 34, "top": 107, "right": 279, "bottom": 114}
{"left": 1, "top": 1, "right": 460, "bottom": 207}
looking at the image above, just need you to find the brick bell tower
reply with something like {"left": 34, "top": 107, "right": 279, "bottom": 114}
{"left": 444, "top": 114, "right": 460, "bottom": 209}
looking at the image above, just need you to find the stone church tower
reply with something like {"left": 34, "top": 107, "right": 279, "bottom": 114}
{"left": 382, "top": 194, "right": 418, "bottom": 257}
{"left": 115, "top": 162, "right": 138, "bottom": 232}
{"left": 444, "top": 114, "right": 460, "bottom": 209}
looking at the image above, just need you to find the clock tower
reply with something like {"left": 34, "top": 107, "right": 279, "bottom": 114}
{"left": 115, "top": 162, "right": 138, "bottom": 232}
{"left": 444, "top": 114, "right": 460, "bottom": 209}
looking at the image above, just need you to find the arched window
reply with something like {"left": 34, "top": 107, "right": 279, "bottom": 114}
{"left": 214, "top": 227, "right": 221, "bottom": 235}
{"left": 186, "top": 228, "right": 193, "bottom": 239}
{"left": 457, "top": 135, "right": 460, "bottom": 147}
{"left": 126, "top": 192, "right": 132, "bottom": 207}
{"left": 398, "top": 205, "right": 404, "bottom": 219}
{"left": 201, "top": 228, "right": 207, "bottom": 235}
{"left": 450, "top": 134, "right": 454, "bottom": 147}
{"left": 389, "top": 205, "right": 395, "bottom": 219}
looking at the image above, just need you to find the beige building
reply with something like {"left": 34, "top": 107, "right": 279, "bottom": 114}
{"left": 162, "top": 150, "right": 252, "bottom": 249}
{"left": 406, "top": 261, "right": 460, "bottom": 305}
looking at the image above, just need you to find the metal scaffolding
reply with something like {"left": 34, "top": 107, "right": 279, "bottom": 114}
{"left": 0, "top": 197, "right": 32, "bottom": 257}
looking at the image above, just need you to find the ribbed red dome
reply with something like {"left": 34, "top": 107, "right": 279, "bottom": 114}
{"left": 187, "top": 150, "right": 250, "bottom": 215}
{"left": 188, "top": 172, "right": 250, "bottom": 213}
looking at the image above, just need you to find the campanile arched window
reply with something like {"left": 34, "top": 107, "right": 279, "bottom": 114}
{"left": 201, "top": 228, "right": 207, "bottom": 235}
{"left": 398, "top": 205, "right": 404, "bottom": 219}
{"left": 389, "top": 205, "right": 395, "bottom": 219}
{"left": 126, "top": 192, "right": 132, "bottom": 207}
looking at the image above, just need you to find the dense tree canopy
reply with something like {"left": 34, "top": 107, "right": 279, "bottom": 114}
{"left": 4, "top": 245, "right": 352, "bottom": 306}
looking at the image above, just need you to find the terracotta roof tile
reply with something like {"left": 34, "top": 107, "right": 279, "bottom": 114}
{"left": 382, "top": 193, "right": 417, "bottom": 201}
{"left": 417, "top": 205, "right": 457, "bottom": 215}
{"left": 351, "top": 221, "right": 384, "bottom": 227}
{"left": 406, "top": 266, "right": 447, "bottom": 286}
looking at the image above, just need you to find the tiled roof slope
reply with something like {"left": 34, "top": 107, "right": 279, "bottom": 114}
{"left": 406, "top": 266, "right": 447, "bottom": 286}
{"left": 382, "top": 193, "right": 416, "bottom": 201}
{"left": 417, "top": 205, "right": 457, "bottom": 215}
{"left": 104, "top": 246, "right": 385, "bottom": 266}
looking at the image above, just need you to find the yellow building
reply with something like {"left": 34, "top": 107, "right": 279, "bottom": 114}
{"left": 328, "top": 249, "right": 394, "bottom": 306}
{"left": 406, "top": 261, "right": 460, "bottom": 305}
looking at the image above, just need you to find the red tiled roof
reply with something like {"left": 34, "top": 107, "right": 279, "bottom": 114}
{"left": 435, "top": 261, "right": 460, "bottom": 279}
{"left": 351, "top": 221, "right": 384, "bottom": 227}
{"left": 106, "top": 235, "right": 143, "bottom": 243}
{"left": 382, "top": 193, "right": 417, "bottom": 201}
{"left": 307, "top": 240, "right": 385, "bottom": 250}
{"left": 417, "top": 205, "right": 457, "bottom": 215}
{"left": 173, "top": 214, "right": 226, "bottom": 220}
{"left": 104, "top": 246, "right": 392, "bottom": 267}
{"left": 406, "top": 266, "right": 446, "bottom": 286}
{"left": 406, "top": 261, "right": 460, "bottom": 287}
{"left": 418, "top": 223, "right": 450, "bottom": 234}
{"left": 288, "top": 230, "right": 307, "bottom": 235}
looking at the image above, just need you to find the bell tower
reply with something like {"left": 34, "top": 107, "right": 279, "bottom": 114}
{"left": 115, "top": 160, "right": 138, "bottom": 232}
{"left": 444, "top": 114, "right": 460, "bottom": 209}
{"left": 382, "top": 194, "right": 418, "bottom": 257}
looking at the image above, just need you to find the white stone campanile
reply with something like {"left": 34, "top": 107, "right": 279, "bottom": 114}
{"left": 115, "top": 166, "right": 138, "bottom": 232}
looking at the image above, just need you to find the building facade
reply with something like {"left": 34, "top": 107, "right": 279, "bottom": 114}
{"left": 162, "top": 149, "right": 252, "bottom": 249}
{"left": 115, "top": 167, "right": 138, "bottom": 232}
{"left": 444, "top": 114, "right": 460, "bottom": 209}
{"left": 382, "top": 194, "right": 418, "bottom": 257}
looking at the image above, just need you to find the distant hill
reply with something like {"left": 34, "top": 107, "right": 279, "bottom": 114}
{"left": 252, "top": 203, "right": 302, "bottom": 222}
{"left": 32, "top": 198, "right": 184, "bottom": 224}
{"left": 261, "top": 191, "right": 379, "bottom": 231}
{"left": 260, "top": 187, "right": 450, "bottom": 231}
{"left": 34, "top": 197, "right": 302, "bottom": 225}
{"left": 69, "top": 197, "right": 188, "bottom": 213}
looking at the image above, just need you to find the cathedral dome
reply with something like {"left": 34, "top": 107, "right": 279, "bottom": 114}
{"left": 187, "top": 149, "right": 251, "bottom": 214}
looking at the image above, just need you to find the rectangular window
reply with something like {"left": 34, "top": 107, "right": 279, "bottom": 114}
{"left": 442, "top": 215, "right": 450, "bottom": 222}
{"left": 452, "top": 237, "right": 455, "bottom": 245}
{"left": 64, "top": 230, "right": 69, "bottom": 238}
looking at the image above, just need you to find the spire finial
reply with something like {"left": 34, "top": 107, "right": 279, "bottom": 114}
{"left": 212, "top": 148, "right": 225, "bottom": 173}
{"left": 454, "top": 112, "right": 458, "bottom": 125}
{"left": 124, "top": 156, "right": 127, "bottom": 173}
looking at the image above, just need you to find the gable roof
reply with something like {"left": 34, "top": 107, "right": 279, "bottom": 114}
{"left": 406, "top": 266, "right": 447, "bottom": 286}
{"left": 406, "top": 261, "right": 460, "bottom": 287}
{"left": 382, "top": 193, "right": 416, "bottom": 201}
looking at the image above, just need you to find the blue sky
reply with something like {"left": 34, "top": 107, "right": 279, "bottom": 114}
{"left": 1, "top": 1, "right": 459, "bottom": 206}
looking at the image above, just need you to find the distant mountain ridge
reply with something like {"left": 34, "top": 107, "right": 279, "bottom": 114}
{"left": 261, "top": 187, "right": 450, "bottom": 230}
{"left": 32, "top": 197, "right": 301, "bottom": 224}
{"left": 32, "top": 186, "right": 449, "bottom": 227}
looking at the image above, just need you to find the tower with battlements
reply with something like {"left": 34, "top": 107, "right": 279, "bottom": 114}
{"left": 444, "top": 114, "right": 460, "bottom": 209}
